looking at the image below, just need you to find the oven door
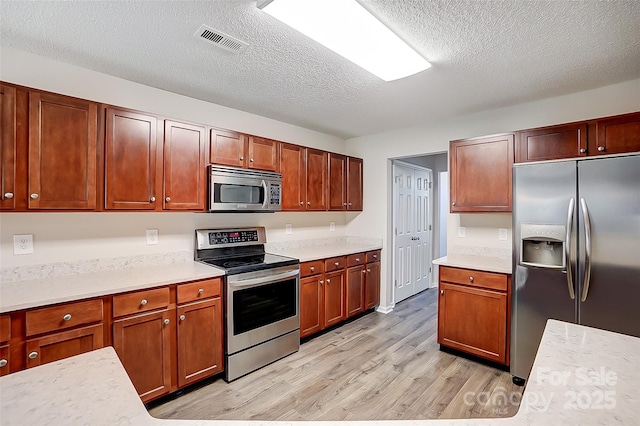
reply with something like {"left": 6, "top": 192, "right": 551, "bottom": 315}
{"left": 226, "top": 265, "right": 300, "bottom": 355}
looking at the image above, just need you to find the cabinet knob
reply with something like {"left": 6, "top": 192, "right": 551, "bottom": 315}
{"left": 355, "top": 258, "right": 360, "bottom": 262}
{"left": 165, "top": 197, "right": 171, "bottom": 202}
{"left": 140, "top": 299, "right": 148, "bottom": 306}
{"left": 3, "top": 192, "right": 13, "bottom": 199}
{"left": 469, "top": 276, "right": 474, "bottom": 283}
{"left": 440, "top": 290, "right": 444, "bottom": 295}
{"left": 319, "top": 280, "right": 324, "bottom": 285}
{"left": 30, "top": 193, "right": 39, "bottom": 200}
{"left": 310, "top": 266, "right": 315, "bottom": 272}
{"left": 367, "top": 269, "right": 371, "bottom": 273}
{"left": 28, "top": 351, "right": 38, "bottom": 359}
{"left": 250, "top": 158, "right": 254, "bottom": 162}
{"left": 300, "top": 201, "right": 304, "bottom": 205}
{"left": 150, "top": 196, "right": 156, "bottom": 202}
{"left": 348, "top": 202, "right": 352, "bottom": 206}
{"left": 373, "top": 255, "right": 377, "bottom": 259}
{"left": 0, "top": 359, "right": 7, "bottom": 368}
{"left": 343, "top": 203, "right": 347, "bottom": 206}
{"left": 334, "top": 262, "right": 339, "bottom": 266}
{"left": 580, "top": 148, "right": 586, "bottom": 154}
{"left": 598, "top": 146, "right": 605, "bottom": 152}
{"left": 326, "top": 279, "right": 331, "bottom": 283}
{"left": 307, "top": 201, "right": 311, "bottom": 206}
{"left": 451, "top": 202, "right": 456, "bottom": 206}
{"left": 63, "top": 314, "right": 72, "bottom": 321}
{"left": 180, "top": 315, "right": 186, "bottom": 321}
{"left": 240, "top": 156, "right": 244, "bottom": 161}
{"left": 164, "top": 319, "right": 170, "bottom": 325}
{"left": 198, "top": 288, "right": 204, "bottom": 294}
{"left": 362, "top": 269, "right": 367, "bottom": 274}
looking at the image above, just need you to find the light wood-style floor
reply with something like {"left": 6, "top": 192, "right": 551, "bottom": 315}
{"left": 149, "top": 289, "right": 522, "bottom": 421}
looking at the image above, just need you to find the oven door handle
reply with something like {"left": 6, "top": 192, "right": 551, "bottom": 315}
{"left": 228, "top": 269, "right": 300, "bottom": 288}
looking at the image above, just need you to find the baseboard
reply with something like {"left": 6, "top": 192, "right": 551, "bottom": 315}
{"left": 376, "top": 304, "right": 394, "bottom": 314}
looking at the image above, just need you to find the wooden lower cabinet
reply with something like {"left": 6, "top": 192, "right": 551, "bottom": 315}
{"left": 346, "top": 266, "right": 365, "bottom": 318}
{"left": 437, "top": 266, "right": 510, "bottom": 365}
{"left": 176, "top": 298, "right": 223, "bottom": 388}
{"left": 364, "top": 261, "right": 380, "bottom": 310}
{"left": 26, "top": 324, "right": 103, "bottom": 368}
{"left": 323, "top": 270, "right": 345, "bottom": 328}
{"left": 300, "top": 275, "right": 323, "bottom": 338}
{"left": 0, "top": 345, "right": 9, "bottom": 376}
{"left": 113, "top": 309, "right": 172, "bottom": 402}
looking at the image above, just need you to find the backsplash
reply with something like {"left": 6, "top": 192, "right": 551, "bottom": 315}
{"left": 449, "top": 244, "right": 511, "bottom": 259}
{"left": 266, "top": 236, "right": 383, "bottom": 252}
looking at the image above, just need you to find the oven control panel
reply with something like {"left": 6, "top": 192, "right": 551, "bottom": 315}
{"left": 209, "top": 230, "right": 259, "bottom": 245}
{"left": 195, "top": 227, "right": 267, "bottom": 250}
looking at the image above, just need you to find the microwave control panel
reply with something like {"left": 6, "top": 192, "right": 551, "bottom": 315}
{"left": 269, "top": 183, "right": 281, "bottom": 205}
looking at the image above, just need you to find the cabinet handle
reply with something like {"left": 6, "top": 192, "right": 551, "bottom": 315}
{"left": 440, "top": 290, "right": 444, "bottom": 295}
{"left": 319, "top": 280, "right": 324, "bottom": 285}
{"left": 165, "top": 197, "right": 171, "bottom": 202}
{"left": 580, "top": 148, "right": 586, "bottom": 153}
{"left": 334, "top": 262, "right": 339, "bottom": 266}
{"left": 326, "top": 279, "right": 331, "bottom": 283}
{"left": 0, "top": 359, "right": 7, "bottom": 368}
{"left": 348, "top": 202, "right": 352, "bottom": 206}
{"left": 62, "top": 314, "right": 72, "bottom": 321}
{"left": 250, "top": 158, "right": 254, "bottom": 162}
{"left": 140, "top": 299, "right": 148, "bottom": 306}
{"left": 150, "top": 196, "right": 156, "bottom": 202}
{"left": 28, "top": 351, "right": 38, "bottom": 359}
{"left": 30, "top": 193, "right": 39, "bottom": 200}
{"left": 373, "top": 255, "right": 377, "bottom": 259}
{"left": 343, "top": 203, "right": 346, "bottom": 206}
{"left": 451, "top": 202, "right": 456, "bottom": 206}
{"left": 469, "top": 276, "right": 474, "bottom": 283}
{"left": 597, "top": 146, "right": 605, "bottom": 152}
{"left": 362, "top": 270, "right": 367, "bottom": 274}
{"left": 307, "top": 201, "right": 311, "bottom": 206}
{"left": 164, "top": 319, "right": 170, "bottom": 325}
{"left": 179, "top": 315, "right": 186, "bottom": 321}
{"left": 240, "top": 156, "right": 244, "bottom": 161}
{"left": 300, "top": 201, "right": 304, "bottom": 205}
{"left": 355, "top": 258, "right": 360, "bottom": 262}
{"left": 367, "top": 269, "right": 371, "bottom": 273}
{"left": 198, "top": 288, "right": 204, "bottom": 294}
{"left": 3, "top": 192, "right": 13, "bottom": 199}
{"left": 310, "top": 266, "right": 315, "bottom": 272}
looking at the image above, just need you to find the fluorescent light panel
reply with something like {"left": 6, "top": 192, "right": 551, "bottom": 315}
{"left": 258, "top": 0, "right": 431, "bottom": 81}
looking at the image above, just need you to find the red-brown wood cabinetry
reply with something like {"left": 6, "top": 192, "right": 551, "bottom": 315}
{"left": 0, "top": 84, "right": 16, "bottom": 210}
{"left": 593, "top": 111, "right": 640, "bottom": 155}
{"left": 516, "top": 123, "right": 587, "bottom": 163}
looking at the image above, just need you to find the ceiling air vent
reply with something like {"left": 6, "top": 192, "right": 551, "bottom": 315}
{"left": 194, "top": 24, "right": 248, "bottom": 53}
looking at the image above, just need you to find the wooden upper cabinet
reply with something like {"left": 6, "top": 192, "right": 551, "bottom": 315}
{"left": 248, "top": 136, "right": 278, "bottom": 171}
{"left": 0, "top": 84, "right": 16, "bottom": 210}
{"left": 450, "top": 134, "right": 514, "bottom": 213}
{"left": 28, "top": 92, "right": 98, "bottom": 209}
{"left": 306, "top": 148, "right": 328, "bottom": 211}
{"left": 105, "top": 108, "right": 159, "bottom": 210}
{"left": 280, "top": 143, "right": 306, "bottom": 211}
{"left": 328, "top": 153, "right": 347, "bottom": 210}
{"left": 347, "top": 156, "right": 363, "bottom": 211}
{"left": 210, "top": 128, "right": 247, "bottom": 168}
{"left": 516, "top": 123, "right": 587, "bottom": 163}
{"left": 593, "top": 111, "right": 640, "bottom": 156}
{"left": 163, "top": 120, "right": 206, "bottom": 210}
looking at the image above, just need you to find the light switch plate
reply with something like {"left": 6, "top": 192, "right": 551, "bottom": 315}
{"left": 13, "top": 234, "right": 34, "bottom": 255}
{"left": 146, "top": 229, "right": 159, "bottom": 245}
{"left": 285, "top": 224, "right": 292, "bottom": 234}
{"left": 499, "top": 228, "right": 508, "bottom": 241}
{"left": 457, "top": 227, "right": 466, "bottom": 238}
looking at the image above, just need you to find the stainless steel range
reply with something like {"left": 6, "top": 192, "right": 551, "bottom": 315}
{"left": 194, "top": 227, "right": 300, "bottom": 382}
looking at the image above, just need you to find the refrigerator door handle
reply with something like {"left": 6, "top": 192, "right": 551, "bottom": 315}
{"left": 580, "top": 198, "right": 592, "bottom": 302}
{"left": 565, "top": 198, "right": 576, "bottom": 299}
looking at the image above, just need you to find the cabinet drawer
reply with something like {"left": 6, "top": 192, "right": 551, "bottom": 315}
{"left": 300, "top": 260, "right": 323, "bottom": 278}
{"left": 366, "top": 250, "right": 381, "bottom": 263}
{"left": 439, "top": 266, "right": 507, "bottom": 292}
{"left": 113, "top": 287, "right": 170, "bottom": 318}
{"left": 0, "top": 315, "right": 10, "bottom": 343}
{"left": 325, "top": 256, "right": 346, "bottom": 272}
{"left": 177, "top": 278, "right": 222, "bottom": 305}
{"left": 347, "top": 253, "right": 366, "bottom": 267}
{"left": 26, "top": 299, "right": 103, "bottom": 337}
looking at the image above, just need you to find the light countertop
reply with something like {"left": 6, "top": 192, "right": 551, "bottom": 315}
{"left": 0, "top": 262, "right": 225, "bottom": 313}
{"left": 270, "top": 242, "right": 382, "bottom": 263}
{"left": 1, "top": 319, "right": 637, "bottom": 425}
{"left": 433, "top": 254, "right": 512, "bottom": 274}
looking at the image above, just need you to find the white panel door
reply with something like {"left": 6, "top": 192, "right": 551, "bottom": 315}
{"left": 394, "top": 164, "right": 414, "bottom": 303}
{"left": 414, "top": 169, "right": 432, "bottom": 293}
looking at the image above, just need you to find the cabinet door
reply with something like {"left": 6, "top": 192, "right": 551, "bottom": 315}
{"left": 177, "top": 298, "right": 223, "bottom": 388}
{"left": 280, "top": 143, "right": 306, "bottom": 211}
{"left": 516, "top": 123, "right": 587, "bottom": 163}
{"left": 450, "top": 134, "right": 514, "bottom": 212}
{"left": 210, "top": 128, "right": 247, "bottom": 167}
{"left": 113, "top": 309, "right": 172, "bottom": 402}
{"left": 0, "top": 345, "right": 9, "bottom": 376}
{"left": 28, "top": 92, "right": 98, "bottom": 209}
{"left": 347, "top": 156, "right": 363, "bottom": 211}
{"left": 305, "top": 148, "right": 327, "bottom": 211}
{"left": 364, "top": 261, "right": 380, "bottom": 310}
{"left": 248, "top": 136, "right": 278, "bottom": 171}
{"left": 0, "top": 84, "right": 16, "bottom": 210}
{"left": 328, "top": 153, "right": 347, "bottom": 210}
{"left": 163, "top": 120, "right": 206, "bottom": 210}
{"left": 105, "top": 108, "right": 158, "bottom": 210}
{"left": 346, "top": 266, "right": 364, "bottom": 318}
{"left": 300, "top": 275, "right": 323, "bottom": 338}
{"left": 594, "top": 112, "right": 640, "bottom": 155}
{"left": 25, "top": 324, "right": 103, "bottom": 368}
{"left": 323, "top": 270, "right": 345, "bottom": 328}
{"left": 437, "top": 283, "right": 507, "bottom": 364}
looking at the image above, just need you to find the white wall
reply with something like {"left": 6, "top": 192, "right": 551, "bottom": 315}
{"left": 345, "top": 78, "right": 640, "bottom": 310}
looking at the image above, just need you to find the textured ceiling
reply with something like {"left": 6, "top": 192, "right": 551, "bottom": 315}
{"left": 1, "top": 0, "right": 639, "bottom": 139}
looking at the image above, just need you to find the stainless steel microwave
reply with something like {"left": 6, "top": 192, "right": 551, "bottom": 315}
{"left": 208, "top": 165, "right": 282, "bottom": 212}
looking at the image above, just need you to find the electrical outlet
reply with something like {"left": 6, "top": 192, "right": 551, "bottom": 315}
{"left": 499, "top": 228, "right": 508, "bottom": 241}
{"left": 13, "top": 234, "right": 34, "bottom": 255}
{"left": 330, "top": 221, "right": 335, "bottom": 232}
{"left": 457, "top": 227, "right": 466, "bottom": 238}
{"left": 285, "top": 224, "right": 292, "bottom": 235}
{"left": 146, "top": 229, "right": 159, "bottom": 245}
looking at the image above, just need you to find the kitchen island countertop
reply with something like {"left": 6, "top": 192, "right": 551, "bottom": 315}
{"left": 1, "top": 319, "right": 637, "bottom": 425}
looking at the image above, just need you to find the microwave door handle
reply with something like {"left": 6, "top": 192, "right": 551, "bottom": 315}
{"left": 261, "top": 180, "right": 269, "bottom": 209}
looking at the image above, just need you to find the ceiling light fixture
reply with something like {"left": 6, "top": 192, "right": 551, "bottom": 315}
{"left": 257, "top": 0, "right": 431, "bottom": 81}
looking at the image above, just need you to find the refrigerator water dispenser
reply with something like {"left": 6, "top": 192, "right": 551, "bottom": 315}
{"left": 520, "top": 224, "right": 566, "bottom": 269}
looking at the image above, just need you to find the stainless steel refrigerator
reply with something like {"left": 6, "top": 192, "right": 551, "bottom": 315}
{"left": 511, "top": 153, "right": 640, "bottom": 384}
